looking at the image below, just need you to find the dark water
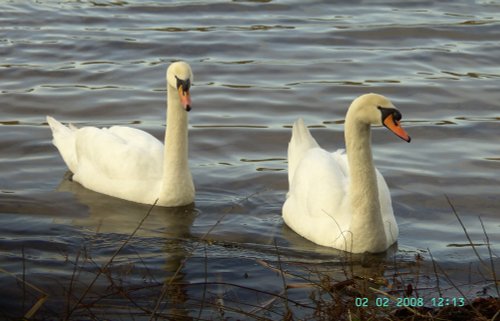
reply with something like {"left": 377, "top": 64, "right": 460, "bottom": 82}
{"left": 1, "top": 0, "right": 499, "bottom": 319}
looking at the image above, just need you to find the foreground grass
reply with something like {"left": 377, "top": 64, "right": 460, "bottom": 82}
{"left": 7, "top": 251, "right": 497, "bottom": 321}
{"left": 2, "top": 195, "right": 498, "bottom": 321}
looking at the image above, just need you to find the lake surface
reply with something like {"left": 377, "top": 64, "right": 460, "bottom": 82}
{"left": 1, "top": 0, "right": 499, "bottom": 319}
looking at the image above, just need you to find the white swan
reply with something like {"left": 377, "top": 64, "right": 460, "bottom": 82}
{"left": 47, "top": 61, "right": 195, "bottom": 207}
{"left": 282, "top": 93, "right": 411, "bottom": 253}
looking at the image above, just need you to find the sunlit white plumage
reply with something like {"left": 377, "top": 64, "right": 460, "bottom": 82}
{"left": 283, "top": 93, "right": 411, "bottom": 253}
{"left": 47, "top": 61, "right": 195, "bottom": 207}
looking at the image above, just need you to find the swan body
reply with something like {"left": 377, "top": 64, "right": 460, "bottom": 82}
{"left": 283, "top": 93, "right": 410, "bottom": 253}
{"left": 47, "top": 61, "right": 195, "bottom": 207}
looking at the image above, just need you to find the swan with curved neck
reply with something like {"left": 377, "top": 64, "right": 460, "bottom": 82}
{"left": 47, "top": 61, "right": 195, "bottom": 207}
{"left": 283, "top": 93, "right": 411, "bottom": 253}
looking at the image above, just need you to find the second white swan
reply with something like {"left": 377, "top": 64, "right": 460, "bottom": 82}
{"left": 282, "top": 93, "right": 411, "bottom": 253}
{"left": 47, "top": 61, "right": 195, "bottom": 207}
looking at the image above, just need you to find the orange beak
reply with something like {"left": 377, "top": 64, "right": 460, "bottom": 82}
{"left": 383, "top": 114, "right": 411, "bottom": 142}
{"left": 178, "top": 87, "right": 192, "bottom": 112}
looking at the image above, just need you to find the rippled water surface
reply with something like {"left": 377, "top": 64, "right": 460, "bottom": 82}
{"left": 1, "top": 0, "right": 499, "bottom": 319}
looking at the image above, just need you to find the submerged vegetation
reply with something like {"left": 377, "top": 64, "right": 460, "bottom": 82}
{"left": 1, "top": 196, "right": 498, "bottom": 321}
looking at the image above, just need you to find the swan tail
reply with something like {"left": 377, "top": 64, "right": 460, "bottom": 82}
{"left": 46, "top": 116, "right": 79, "bottom": 173}
{"left": 287, "top": 118, "right": 319, "bottom": 186}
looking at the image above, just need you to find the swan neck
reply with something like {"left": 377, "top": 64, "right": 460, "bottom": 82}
{"left": 344, "top": 117, "right": 386, "bottom": 251}
{"left": 345, "top": 121, "right": 376, "bottom": 185}
{"left": 156, "top": 81, "right": 194, "bottom": 207}
{"left": 163, "top": 83, "right": 189, "bottom": 179}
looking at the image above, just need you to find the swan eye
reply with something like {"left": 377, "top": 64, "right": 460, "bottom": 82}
{"left": 175, "top": 76, "right": 191, "bottom": 93}
{"left": 378, "top": 106, "right": 401, "bottom": 125}
{"left": 392, "top": 110, "right": 402, "bottom": 122}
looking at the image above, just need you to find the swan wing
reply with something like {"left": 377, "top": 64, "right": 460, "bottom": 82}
{"left": 375, "top": 169, "right": 399, "bottom": 244}
{"left": 73, "top": 125, "right": 163, "bottom": 181}
{"left": 287, "top": 118, "right": 320, "bottom": 186}
{"left": 48, "top": 117, "right": 164, "bottom": 203}
{"left": 47, "top": 116, "right": 79, "bottom": 173}
{"left": 106, "top": 125, "right": 164, "bottom": 178}
{"left": 283, "top": 147, "right": 351, "bottom": 247}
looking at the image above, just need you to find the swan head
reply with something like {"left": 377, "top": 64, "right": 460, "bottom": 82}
{"left": 167, "top": 61, "right": 194, "bottom": 111}
{"left": 349, "top": 93, "right": 411, "bottom": 142}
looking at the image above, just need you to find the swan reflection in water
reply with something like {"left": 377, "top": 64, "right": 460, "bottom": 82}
{"left": 56, "top": 173, "right": 197, "bottom": 318}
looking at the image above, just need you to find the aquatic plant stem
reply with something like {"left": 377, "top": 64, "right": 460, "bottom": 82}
{"left": 0, "top": 267, "right": 48, "bottom": 319}
{"left": 196, "top": 244, "right": 208, "bottom": 320}
{"left": 445, "top": 194, "right": 486, "bottom": 267}
{"left": 478, "top": 216, "right": 499, "bottom": 297}
{"left": 274, "top": 238, "right": 291, "bottom": 317}
{"left": 65, "top": 249, "right": 81, "bottom": 318}
{"left": 427, "top": 248, "right": 442, "bottom": 297}
{"left": 22, "top": 245, "right": 26, "bottom": 312}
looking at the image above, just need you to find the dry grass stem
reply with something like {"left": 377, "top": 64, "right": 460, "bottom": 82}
{"left": 0, "top": 267, "right": 48, "bottom": 320}
{"left": 65, "top": 199, "right": 158, "bottom": 320}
